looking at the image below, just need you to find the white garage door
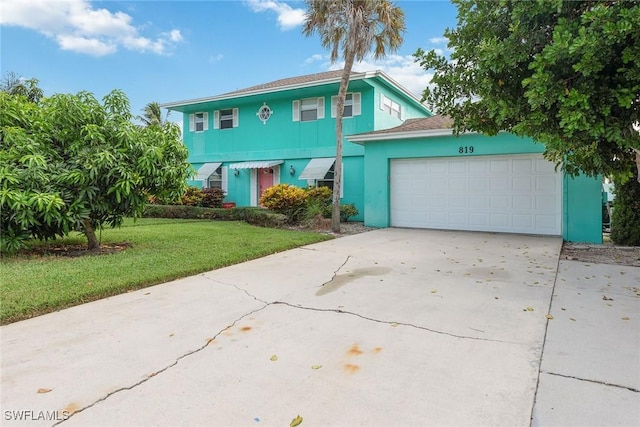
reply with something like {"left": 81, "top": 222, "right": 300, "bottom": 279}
{"left": 390, "top": 154, "right": 562, "bottom": 235}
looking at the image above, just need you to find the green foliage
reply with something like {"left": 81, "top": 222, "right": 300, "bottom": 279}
{"left": 0, "top": 88, "right": 191, "bottom": 253}
{"left": 200, "top": 187, "right": 225, "bottom": 208}
{"left": 415, "top": 0, "right": 640, "bottom": 179}
{"left": 611, "top": 174, "right": 640, "bottom": 246}
{"left": 142, "top": 204, "right": 287, "bottom": 228}
{"left": 1, "top": 71, "right": 43, "bottom": 103}
{"left": 304, "top": 186, "right": 333, "bottom": 219}
{"left": 180, "top": 186, "right": 205, "bottom": 206}
{"left": 340, "top": 203, "right": 359, "bottom": 222}
{"left": 259, "top": 184, "right": 309, "bottom": 222}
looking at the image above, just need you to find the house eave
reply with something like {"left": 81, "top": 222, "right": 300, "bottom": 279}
{"left": 348, "top": 128, "right": 471, "bottom": 144}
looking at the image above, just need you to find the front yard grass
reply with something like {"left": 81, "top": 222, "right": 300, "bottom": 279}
{"left": 1, "top": 218, "right": 332, "bottom": 324}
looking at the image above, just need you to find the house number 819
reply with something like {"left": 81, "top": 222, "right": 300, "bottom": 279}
{"left": 458, "top": 146, "right": 474, "bottom": 154}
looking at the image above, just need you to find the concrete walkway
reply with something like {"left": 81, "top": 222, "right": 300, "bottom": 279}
{"left": 1, "top": 228, "right": 638, "bottom": 426}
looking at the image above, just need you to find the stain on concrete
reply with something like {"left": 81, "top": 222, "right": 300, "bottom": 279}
{"left": 343, "top": 364, "right": 360, "bottom": 374}
{"left": 316, "top": 267, "right": 391, "bottom": 296}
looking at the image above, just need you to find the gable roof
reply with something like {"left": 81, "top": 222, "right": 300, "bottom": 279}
{"left": 347, "top": 115, "right": 456, "bottom": 144}
{"left": 160, "top": 69, "right": 428, "bottom": 113}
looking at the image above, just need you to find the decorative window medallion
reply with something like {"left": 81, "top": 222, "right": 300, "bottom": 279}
{"left": 257, "top": 103, "right": 272, "bottom": 124}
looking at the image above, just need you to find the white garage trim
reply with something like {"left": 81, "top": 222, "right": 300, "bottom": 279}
{"left": 390, "top": 154, "right": 562, "bottom": 235}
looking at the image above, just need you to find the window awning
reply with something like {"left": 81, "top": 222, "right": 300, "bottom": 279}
{"left": 228, "top": 160, "right": 283, "bottom": 169}
{"left": 194, "top": 162, "right": 222, "bottom": 181}
{"left": 299, "top": 157, "right": 335, "bottom": 180}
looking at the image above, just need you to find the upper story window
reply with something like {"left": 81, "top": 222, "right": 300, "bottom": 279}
{"left": 331, "top": 92, "right": 361, "bottom": 118}
{"left": 189, "top": 112, "right": 209, "bottom": 132}
{"left": 380, "top": 94, "right": 402, "bottom": 119}
{"left": 214, "top": 108, "right": 238, "bottom": 129}
{"left": 292, "top": 97, "right": 325, "bottom": 122}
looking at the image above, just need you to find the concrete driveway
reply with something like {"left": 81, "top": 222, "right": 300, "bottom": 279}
{"left": 1, "top": 228, "right": 638, "bottom": 426}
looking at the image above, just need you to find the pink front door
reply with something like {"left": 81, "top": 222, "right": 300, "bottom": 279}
{"left": 258, "top": 168, "right": 274, "bottom": 204}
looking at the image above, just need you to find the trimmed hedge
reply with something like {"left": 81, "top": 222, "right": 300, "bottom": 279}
{"left": 142, "top": 204, "right": 287, "bottom": 228}
{"left": 611, "top": 171, "right": 640, "bottom": 246}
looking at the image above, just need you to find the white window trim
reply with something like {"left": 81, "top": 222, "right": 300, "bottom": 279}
{"left": 331, "top": 92, "right": 361, "bottom": 118}
{"left": 293, "top": 97, "right": 325, "bottom": 122}
{"left": 380, "top": 94, "right": 402, "bottom": 119}
{"left": 189, "top": 112, "right": 209, "bottom": 132}
{"left": 214, "top": 108, "right": 239, "bottom": 130}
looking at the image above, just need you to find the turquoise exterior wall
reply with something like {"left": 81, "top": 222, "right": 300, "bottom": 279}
{"left": 357, "top": 132, "right": 602, "bottom": 243}
{"left": 176, "top": 75, "right": 430, "bottom": 221}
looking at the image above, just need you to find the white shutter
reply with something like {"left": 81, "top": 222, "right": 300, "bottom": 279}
{"left": 340, "top": 163, "right": 344, "bottom": 198}
{"left": 232, "top": 108, "right": 239, "bottom": 127}
{"left": 399, "top": 105, "right": 404, "bottom": 120}
{"left": 213, "top": 110, "right": 220, "bottom": 129}
{"left": 221, "top": 166, "right": 228, "bottom": 194}
{"left": 380, "top": 93, "right": 385, "bottom": 110}
{"left": 203, "top": 112, "right": 209, "bottom": 131}
{"left": 331, "top": 96, "right": 338, "bottom": 118}
{"left": 292, "top": 100, "right": 300, "bottom": 121}
{"left": 353, "top": 93, "right": 361, "bottom": 116}
{"left": 317, "top": 97, "right": 325, "bottom": 119}
{"left": 189, "top": 114, "right": 195, "bottom": 132}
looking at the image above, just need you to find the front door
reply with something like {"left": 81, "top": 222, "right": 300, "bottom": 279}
{"left": 258, "top": 168, "right": 274, "bottom": 205}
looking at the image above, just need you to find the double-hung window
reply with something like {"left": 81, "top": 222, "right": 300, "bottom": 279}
{"left": 331, "top": 92, "right": 361, "bottom": 118}
{"left": 380, "top": 94, "right": 402, "bottom": 119}
{"left": 214, "top": 108, "right": 239, "bottom": 129}
{"left": 292, "top": 97, "right": 325, "bottom": 122}
{"left": 189, "top": 112, "right": 209, "bottom": 132}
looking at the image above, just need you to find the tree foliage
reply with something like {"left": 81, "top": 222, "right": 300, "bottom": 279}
{"left": 1, "top": 71, "right": 44, "bottom": 103}
{"left": 415, "top": 0, "right": 640, "bottom": 181}
{"left": 139, "top": 101, "right": 170, "bottom": 127}
{"left": 303, "top": 0, "right": 405, "bottom": 232}
{"left": 0, "top": 89, "right": 191, "bottom": 252}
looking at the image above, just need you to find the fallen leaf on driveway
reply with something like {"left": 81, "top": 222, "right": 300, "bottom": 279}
{"left": 290, "top": 415, "right": 303, "bottom": 426}
{"left": 602, "top": 295, "right": 614, "bottom": 301}
{"left": 545, "top": 314, "right": 554, "bottom": 320}
{"left": 431, "top": 289, "right": 437, "bottom": 293}
{"left": 621, "top": 317, "right": 630, "bottom": 321}
{"left": 570, "top": 318, "right": 576, "bottom": 321}
{"left": 37, "top": 388, "right": 52, "bottom": 394}
{"left": 526, "top": 307, "right": 534, "bottom": 311}
{"left": 390, "top": 322, "right": 399, "bottom": 327}
{"left": 270, "top": 355, "right": 278, "bottom": 361}
{"left": 311, "top": 365, "right": 322, "bottom": 370}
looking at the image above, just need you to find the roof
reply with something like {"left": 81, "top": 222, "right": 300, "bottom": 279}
{"left": 347, "top": 115, "right": 457, "bottom": 144}
{"left": 160, "top": 69, "right": 428, "bottom": 113}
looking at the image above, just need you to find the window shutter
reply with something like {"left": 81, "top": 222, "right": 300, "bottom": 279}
{"left": 399, "top": 105, "right": 404, "bottom": 120}
{"left": 189, "top": 114, "right": 195, "bottom": 132}
{"left": 353, "top": 93, "right": 361, "bottom": 116}
{"left": 213, "top": 110, "right": 220, "bottom": 129}
{"left": 340, "top": 163, "right": 344, "bottom": 198}
{"left": 292, "top": 100, "right": 300, "bottom": 121}
{"left": 203, "top": 112, "right": 209, "bottom": 131}
{"left": 232, "top": 108, "right": 239, "bottom": 127}
{"left": 380, "top": 94, "right": 385, "bottom": 110}
{"left": 317, "top": 97, "right": 325, "bottom": 119}
{"left": 331, "top": 96, "right": 338, "bottom": 118}
{"left": 221, "top": 166, "right": 228, "bottom": 194}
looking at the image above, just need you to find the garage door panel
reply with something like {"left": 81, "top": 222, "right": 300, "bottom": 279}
{"left": 391, "top": 155, "right": 562, "bottom": 235}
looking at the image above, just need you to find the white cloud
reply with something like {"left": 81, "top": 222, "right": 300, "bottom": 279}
{"left": 429, "top": 36, "right": 448, "bottom": 45}
{"left": 305, "top": 54, "right": 324, "bottom": 64}
{"left": 0, "top": 0, "right": 183, "bottom": 56}
{"left": 246, "top": 0, "right": 306, "bottom": 31}
{"left": 326, "top": 54, "right": 433, "bottom": 100}
{"left": 208, "top": 54, "right": 224, "bottom": 63}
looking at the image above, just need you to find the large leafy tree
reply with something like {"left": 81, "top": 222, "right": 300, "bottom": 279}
{"left": 415, "top": 0, "right": 640, "bottom": 183}
{"left": 0, "top": 89, "right": 191, "bottom": 252}
{"left": 1, "top": 71, "right": 43, "bottom": 103}
{"left": 139, "top": 101, "right": 170, "bottom": 127}
{"left": 303, "top": 0, "right": 405, "bottom": 232}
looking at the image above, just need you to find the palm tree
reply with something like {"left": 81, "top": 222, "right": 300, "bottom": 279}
{"left": 303, "top": 0, "right": 405, "bottom": 232}
{"left": 139, "top": 101, "right": 170, "bottom": 127}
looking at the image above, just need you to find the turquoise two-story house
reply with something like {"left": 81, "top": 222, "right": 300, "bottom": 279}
{"left": 161, "top": 70, "right": 431, "bottom": 220}
{"left": 162, "top": 69, "right": 603, "bottom": 243}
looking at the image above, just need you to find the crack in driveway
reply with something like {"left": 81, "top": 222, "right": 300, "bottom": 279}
{"left": 542, "top": 371, "right": 640, "bottom": 393}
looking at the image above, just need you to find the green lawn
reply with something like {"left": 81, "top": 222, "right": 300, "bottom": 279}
{"left": 1, "top": 218, "right": 332, "bottom": 324}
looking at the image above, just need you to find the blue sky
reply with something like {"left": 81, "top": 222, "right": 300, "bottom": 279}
{"left": 1, "top": 0, "right": 457, "bottom": 125}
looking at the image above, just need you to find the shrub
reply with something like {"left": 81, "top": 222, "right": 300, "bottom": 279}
{"left": 142, "top": 205, "right": 287, "bottom": 228}
{"left": 259, "top": 184, "right": 308, "bottom": 222}
{"left": 304, "top": 186, "right": 332, "bottom": 218}
{"left": 611, "top": 172, "right": 640, "bottom": 246}
{"left": 340, "top": 203, "right": 359, "bottom": 222}
{"left": 201, "top": 187, "right": 225, "bottom": 208}
{"left": 180, "top": 187, "right": 204, "bottom": 206}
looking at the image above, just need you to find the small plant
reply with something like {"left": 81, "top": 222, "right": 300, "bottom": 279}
{"left": 180, "top": 187, "right": 204, "bottom": 206}
{"left": 340, "top": 203, "right": 359, "bottom": 222}
{"left": 259, "top": 184, "right": 308, "bottom": 222}
{"left": 200, "top": 187, "right": 225, "bottom": 208}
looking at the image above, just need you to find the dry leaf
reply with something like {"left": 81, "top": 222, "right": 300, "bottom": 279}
{"left": 526, "top": 307, "right": 534, "bottom": 311}
{"left": 621, "top": 317, "right": 630, "bottom": 321}
{"left": 569, "top": 317, "right": 576, "bottom": 321}
{"left": 311, "top": 365, "right": 322, "bottom": 370}
{"left": 431, "top": 289, "right": 437, "bottom": 294}
{"left": 37, "top": 388, "right": 52, "bottom": 394}
{"left": 545, "top": 314, "right": 554, "bottom": 320}
{"left": 390, "top": 322, "right": 399, "bottom": 327}
{"left": 290, "top": 415, "right": 303, "bottom": 427}
{"left": 270, "top": 355, "right": 278, "bottom": 361}
{"left": 602, "top": 295, "right": 614, "bottom": 301}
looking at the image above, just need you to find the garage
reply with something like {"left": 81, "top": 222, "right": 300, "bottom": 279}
{"left": 390, "top": 154, "right": 562, "bottom": 235}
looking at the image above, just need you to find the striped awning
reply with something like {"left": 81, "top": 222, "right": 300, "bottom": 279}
{"left": 228, "top": 160, "right": 283, "bottom": 169}
{"left": 299, "top": 157, "right": 335, "bottom": 180}
{"left": 194, "top": 162, "right": 222, "bottom": 180}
